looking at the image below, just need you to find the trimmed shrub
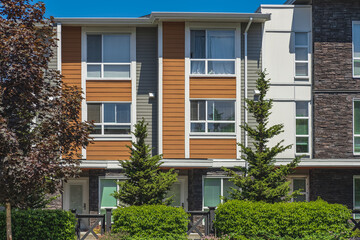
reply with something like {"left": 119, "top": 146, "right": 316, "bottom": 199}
{"left": 214, "top": 199, "right": 352, "bottom": 240}
{"left": 0, "top": 209, "right": 76, "bottom": 240}
{"left": 112, "top": 205, "right": 189, "bottom": 239}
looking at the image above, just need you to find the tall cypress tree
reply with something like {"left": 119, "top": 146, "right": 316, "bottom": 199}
{"left": 113, "top": 119, "right": 177, "bottom": 206}
{"left": 223, "top": 71, "right": 301, "bottom": 203}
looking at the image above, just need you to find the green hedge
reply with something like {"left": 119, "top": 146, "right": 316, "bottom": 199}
{"left": 0, "top": 209, "right": 76, "bottom": 240}
{"left": 112, "top": 205, "right": 189, "bottom": 239}
{"left": 214, "top": 199, "right": 352, "bottom": 240}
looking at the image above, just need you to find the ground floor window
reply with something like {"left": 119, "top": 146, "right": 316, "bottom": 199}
{"left": 354, "top": 177, "right": 360, "bottom": 209}
{"left": 203, "top": 177, "right": 235, "bottom": 209}
{"left": 289, "top": 177, "right": 308, "bottom": 202}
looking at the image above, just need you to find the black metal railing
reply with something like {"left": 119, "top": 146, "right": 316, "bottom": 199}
{"left": 187, "top": 207, "right": 216, "bottom": 237}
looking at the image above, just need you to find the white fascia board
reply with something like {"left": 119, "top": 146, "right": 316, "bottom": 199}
{"left": 54, "top": 18, "right": 153, "bottom": 25}
{"left": 162, "top": 159, "right": 213, "bottom": 168}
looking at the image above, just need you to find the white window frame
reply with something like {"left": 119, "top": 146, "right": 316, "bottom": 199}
{"left": 353, "top": 99, "right": 360, "bottom": 155}
{"left": 190, "top": 99, "right": 236, "bottom": 135}
{"left": 190, "top": 29, "right": 236, "bottom": 77}
{"left": 353, "top": 21, "right": 360, "bottom": 78}
{"left": 288, "top": 175, "right": 309, "bottom": 202}
{"left": 85, "top": 32, "right": 133, "bottom": 81}
{"left": 295, "top": 101, "right": 310, "bottom": 156}
{"left": 294, "top": 32, "right": 310, "bottom": 79}
{"left": 98, "top": 176, "right": 126, "bottom": 214}
{"left": 87, "top": 101, "right": 131, "bottom": 138}
{"left": 202, "top": 176, "right": 232, "bottom": 211}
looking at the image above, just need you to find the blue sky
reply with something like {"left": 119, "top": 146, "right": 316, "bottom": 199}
{"left": 41, "top": 0, "right": 285, "bottom": 18}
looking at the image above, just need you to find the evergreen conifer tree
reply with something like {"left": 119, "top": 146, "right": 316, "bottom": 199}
{"left": 113, "top": 119, "right": 178, "bottom": 206}
{"left": 223, "top": 71, "right": 301, "bottom": 203}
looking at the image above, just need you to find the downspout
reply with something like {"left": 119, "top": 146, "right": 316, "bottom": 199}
{"left": 244, "top": 18, "right": 253, "bottom": 171}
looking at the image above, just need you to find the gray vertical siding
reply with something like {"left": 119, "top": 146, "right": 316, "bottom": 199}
{"left": 49, "top": 25, "right": 58, "bottom": 71}
{"left": 241, "top": 23, "right": 263, "bottom": 149}
{"left": 136, "top": 27, "right": 158, "bottom": 154}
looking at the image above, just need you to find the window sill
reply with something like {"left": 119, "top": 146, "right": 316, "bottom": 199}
{"left": 90, "top": 135, "right": 132, "bottom": 141}
{"left": 190, "top": 74, "right": 236, "bottom": 78}
{"left": 86, "top": 78, "right": 131, "bottom": 81}
{"left": 189, "top": 133, "right": 236, "bottom": 139}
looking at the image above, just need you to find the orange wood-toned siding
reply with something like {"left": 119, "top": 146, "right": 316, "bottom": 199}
{"left": 162, "top": 22, "right": 185, "bottom": 159}
{"left": 62, "top": 26, "right": 81, "bottom": 88}
{"left": 87, "top": 141, "right": 131, "bottom": 160}
{"left": 86, "top": 80, "right": 131, "bottom": 101}
{"left": 190, "top": 77, "right": 236, "bottom": 98}
{"left": 190, "top": 139, "right": 237, "bottom": 159}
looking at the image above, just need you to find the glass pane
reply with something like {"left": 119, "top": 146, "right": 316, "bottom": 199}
{"left": 295, "top": 32, "right": 308, "bottom": 46}
{"left": 208, "top": 61, "right": 235, "bottom": 75}
{"left": 355, "top": 101, "right": 360, "bottom": 134}
{"left": 294, "top": 194, "right": 306, "bottom": 202}
{"left": 87, "top": 35, "right": 102, "bottom": 62}
{"left": 104, "top": 104, "right": 116, "bottom": 123}
{"left": 91, "top": 125, "right": 102, "bottom": 135}
{"left": 295, "top": 63, "right": 308, "bottom": 76}
{"left": 296, "top": 119, "right": 308, "bottom": 135}
{"left": 355, "top": 60, "right": 360, "bottom": 76}
{"left": 103, "top": 34, "right": 130, "bottom": 63}
{"left": 208, "top": 101, "right": 235, "bottom": 121}
{"left": 88, "top": 104, "right": 101, "bottom": 123}
{"left": 191, "top": 123, "right": 205, "bottom": 132}
{"left": 191, "top": 61, "right": 205, "bottom": 74}
{"left": 295, "top": 48, "right": 308, "bottom": 61}
{"left": 223, "top": 179, "right": 236, "bottom": 200}
{"left": 191, "top": 101, "right": 205, "bottom": 121}
{"left": 355, "top": 137, "right": 360, "bottom": 153}
{"left": 207, "top": 30, "right": 235, "bottom": 59}
{"left": 116, "top": 104, "right": 131, "bottom": 123}
{"left": 208, "top": 123, "right": 235, "bottom": 133}
{"left": 70, "top": 185, "right": 83, "bottom": 214}
{"left": 166, "top": 183, "right": 181, "bottom": 207}
{"left": 296, "top": 137, "right": 309, "bottom": 153}
{"left": 87, "top": 65, "right": 101, "bottom": 78}
{"left": 354, "top": 24, "right": 360, "bottom": 58}
{"left": 296, "top": 102, "right": 308, "bottom": 117}
{"left": 104, "top": 125, "right": 131, "bottom": 135}
{"left": 104, "top": 65, "right": 130, "bottom": 78}
{"left": 355, "top": 178, "right": 360, "bottom": 208}
{"left": 204, "top": 178, "right": 221, "bottom": 208}
{"left": 190, "top": 30, "right": 205, "bottom": 59}
{"left": 293, "top": 178, "right": 306, "bottom": 191}
{"left": 100, "top": 179, "right": 117, "bottom": 208}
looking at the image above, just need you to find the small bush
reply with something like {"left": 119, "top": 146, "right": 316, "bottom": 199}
{"left": 214, "top": 199, "right": 352, "bottom": 240}
{"left": 0, "top": 209, "right": 76, "bottom": 240}
{"left": 112, "top": 205, "right": 189, "bottom": 239}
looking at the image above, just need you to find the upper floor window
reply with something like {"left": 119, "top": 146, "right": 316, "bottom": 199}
{"left": 353, "top": 22, "right": 360, "bottom": 77}
{"left": 87, "top": 34, "right": 131, "bottom": 79}
{"left": 191, "top": 100, "right": 235, "bottom": 133}
{"left": 87, "top": 103, "right": 131, "bottom": 136}
{"left": 295, "top": 102, "right": 310, "bottom": 155}
{"left": 294, "top": 32, "right": 309, "bottom": 78}
{"left": 190, "top": 30, "right": 235, "bottom": 75}
{"left": 354, "top": 100, "right": 360, "bottom": 154}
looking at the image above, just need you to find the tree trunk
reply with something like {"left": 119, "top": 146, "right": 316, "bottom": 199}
{"left": 6, "top": 202, "right": 12, "bottom": 240}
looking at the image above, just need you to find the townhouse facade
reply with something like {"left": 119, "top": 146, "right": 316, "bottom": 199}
{"left": 48, "top": 0, "right": 360, "bottom": 217}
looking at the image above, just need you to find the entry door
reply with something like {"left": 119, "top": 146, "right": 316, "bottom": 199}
{"left": 63, "top": 179, "right": 89, "bottom": 229}
{"left": 167, "top": 176, "right": 188, "bottom": 210}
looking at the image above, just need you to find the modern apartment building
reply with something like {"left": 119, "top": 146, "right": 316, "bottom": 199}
{"left": 48, "top": 0, "right": 360, "bottom": 215}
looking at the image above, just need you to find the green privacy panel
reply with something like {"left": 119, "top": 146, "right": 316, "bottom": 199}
{"left": 355, "top": 179, "right": 360, "bottom": 208}
{"left": 355, "top": 101, "right": 360, "bottom": 134}
{"left": 355, "top": 137, "right": 360, "bottom": 153}
{"left": 166, "top": 183, "right": 181, "bottom": 207}
{"left": 296, "top": 119, "right": 308, "bottom": 135}
{"left": 100, "top": 179, "right": 117, "bottom": 208}
{"left": 223, "top": 179, "right": 236, "bottom": 200}
{"left": 204, "top": 178, "right": 221, "bottom": 208}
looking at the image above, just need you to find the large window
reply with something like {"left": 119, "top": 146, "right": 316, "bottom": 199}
{"left": 190, "top": 30, "right": 235, "bottom": 75}
{"left": 294, "top": 32, "right": 309, "bottom": 78}
{"left": 87, "top": 34, "right": 131, "bottom": 79}
{"left": 203, "top": 177, "right": 235, "bottom": 209}
{"left": 289, "top": 177, "right": 308, "bottom": 202}
{"left": 190, "top": 100, "right": 235, "bottom": 133}
{"left": 87, "top": 103, "right": 131, "bottom": 136}
{"left": 353, "top": 22, "right": 360, "bottom": 77}
{"left": 295, "top": 102, "right": 309, "bottom": 155}
{"left": 354, "top": 100, "right": 360, "bottom": 154}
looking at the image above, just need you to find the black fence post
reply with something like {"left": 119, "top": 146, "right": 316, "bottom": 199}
{"left": 71, "top": 209, "right": 80, "bottom": 240}
{"left": 208, "top": 207, "right": 216, "bottom": 235}
{"left": 105, "top": 208, "right": 112, "bottom": 233}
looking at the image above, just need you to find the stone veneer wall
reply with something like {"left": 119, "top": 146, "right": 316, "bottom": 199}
{"left": 313, "top": 0, "right": 360, "bottom": 158}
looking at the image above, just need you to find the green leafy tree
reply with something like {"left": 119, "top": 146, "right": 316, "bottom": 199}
{"left": 113, "top": 119, "right": 177, "bottom": 206}
{"left": 223, "top": 70, "right": 301, "bottom": 203}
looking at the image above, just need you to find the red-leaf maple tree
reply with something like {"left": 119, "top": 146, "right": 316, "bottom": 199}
{"left": 0, "top": 1, "right": 93, "bottom": 239}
